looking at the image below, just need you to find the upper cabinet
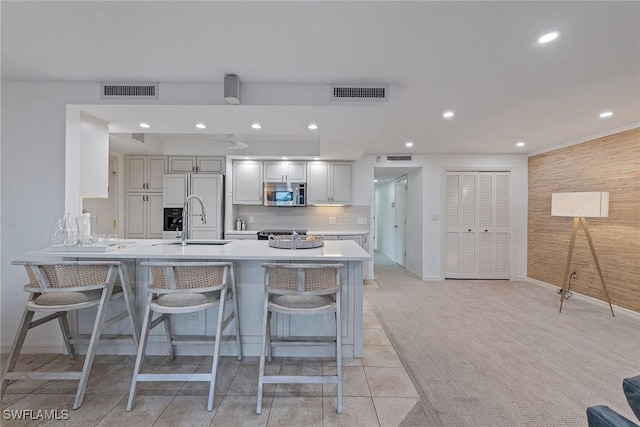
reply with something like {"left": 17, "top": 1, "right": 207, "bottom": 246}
{"left": 168, "top": 156, "right": 224, "bottom": 174}
{"left": 233, "top": 160, "right": 263, "bottom": 205}
{"left": 263, "top": 160, "right": 306, "bottom": 183}
{"left": 306, "top": 161, "right": 353, "bottom": 205}
{"left": 126, "top": 156, "right": 167, "bottom": 192}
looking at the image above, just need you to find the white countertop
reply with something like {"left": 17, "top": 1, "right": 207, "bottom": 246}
{"left": 224, "top": 230, "right": 369, "bottom": 236}
{"left": 29, "top": 239, "right": 371, "bottom": 261}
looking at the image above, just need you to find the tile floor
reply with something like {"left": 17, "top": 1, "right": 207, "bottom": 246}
{"left": 1, "top": 294, "right": 418, "bottom": 426}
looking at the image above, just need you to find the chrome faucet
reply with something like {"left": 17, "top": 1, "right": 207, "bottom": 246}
{"left": 182, "top": 194, "right": 207, "bottom": 246}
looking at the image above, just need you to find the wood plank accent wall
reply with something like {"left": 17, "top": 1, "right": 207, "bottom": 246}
{"left": 528, "top": 127, "right": 640, "bottom": 312}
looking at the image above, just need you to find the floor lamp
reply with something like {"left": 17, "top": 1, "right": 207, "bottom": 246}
{"left": 551, "top": 192, "right": 615, "bottom": 317}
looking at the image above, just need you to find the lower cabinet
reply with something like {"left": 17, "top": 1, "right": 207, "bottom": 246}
{"left": 125, "top": 193, "right": 164, "bottom": 239}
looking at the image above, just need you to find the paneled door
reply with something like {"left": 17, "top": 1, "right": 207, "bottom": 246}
{"left": 445, "top": 171, "right": 510, "bottom": 279}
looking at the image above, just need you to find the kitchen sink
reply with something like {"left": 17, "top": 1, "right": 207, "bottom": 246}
{"left": 157, "top": 240, "right": 232, "bottom": 246}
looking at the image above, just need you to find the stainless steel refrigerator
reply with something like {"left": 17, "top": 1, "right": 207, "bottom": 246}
{"left": 163, "top": 173, "right": 225, "bottom": 240}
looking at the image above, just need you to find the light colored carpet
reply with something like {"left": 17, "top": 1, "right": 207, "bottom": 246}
{"left": 365, "top": 252, "right": 640, "bottom": 427}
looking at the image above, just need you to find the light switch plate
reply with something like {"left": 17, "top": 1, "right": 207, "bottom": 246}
{"left": 328, "top": 217, "right": 337, "bottom": 225}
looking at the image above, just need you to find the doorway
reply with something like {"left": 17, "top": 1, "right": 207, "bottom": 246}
{"left": 374, "top": 167, "right": 417, "bottom": 269}
{"left": 82, "top": 156, "right": 119, "bottom": 235}
{"left": 393, "top": 176, "right": 407, "bottom": 267}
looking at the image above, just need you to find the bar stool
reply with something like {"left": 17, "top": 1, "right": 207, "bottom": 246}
{"left": 1, "top": 260, "right": 139, "bottom": 409}
{"left": 127, "top": 261, "right": 242, "bottom": 412}
{"left": 257, "top": 263, "right": 344, "bottom": 414}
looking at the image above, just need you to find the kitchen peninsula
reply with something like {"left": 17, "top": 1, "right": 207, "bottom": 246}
{"left": 30, "top": 239, "right": 370, "bottom": 358}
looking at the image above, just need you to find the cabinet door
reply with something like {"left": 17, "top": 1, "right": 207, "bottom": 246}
{"left": 125, "top": 193, "right": 146, "bottom": 238}
{"left": 197, "top": 157, "right": 224, "bottom": 173}
{"left": 168, "top": 156, "right": 196, "bottom": 173}
{"left": 126, "top": 156, "right": 146, "bottom": 192}
{"left": 445, "top": 173, "right": 461, "bottom": 278}
{"left": 147, "top": 157, "right": 167, "bottom": 192}
{"left": 147, "top": 193, "right": 164, "bottom": 238}
{"left": 263, "top": 161, "right": 285, "bottom": 182}
{"left": 306, "top": 162, "right": 330, "bottom": 204}
{"left": 331, "top": 163, "right": 353, "bottom": 204}
{"left": 233, "top": 161, "right": 263, "bottom": 204}
{"left": 190, "top": 174, "right": 221, "bottom": 236}
{"left": 285, "top": 161, "right": 306, "bottom": 182}
{"left": 163, "top": 174, "right": 187, "bottom": 207}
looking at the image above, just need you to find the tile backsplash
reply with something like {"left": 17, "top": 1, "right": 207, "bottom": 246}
{"left": 234, "top": 205, "right": 370, "bottom": 232}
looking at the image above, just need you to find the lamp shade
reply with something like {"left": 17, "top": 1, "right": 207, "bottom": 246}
{"left": 551, "top": 192, "right": 609, "bottom": 218}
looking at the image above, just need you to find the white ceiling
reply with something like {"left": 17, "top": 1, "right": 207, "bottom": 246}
{"left": 2, "top": 1, "right": 639, "bottom": 159}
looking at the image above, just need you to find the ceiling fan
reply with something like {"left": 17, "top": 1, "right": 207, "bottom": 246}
{"left": 224, "top": 134, "right": 248, "bottom": 150}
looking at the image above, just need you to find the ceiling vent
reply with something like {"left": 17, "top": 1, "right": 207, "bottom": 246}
{"left": 131, "top": 133, "right": 145, "bottom": 143}
{"left": 330, "top": 85, "right": 388, "bottom": 102}
{"left": 100, "top": 82, "right": 159, "bottom": 99}
{"left": 385, "top": 155, "right": 413, "bottom": 162}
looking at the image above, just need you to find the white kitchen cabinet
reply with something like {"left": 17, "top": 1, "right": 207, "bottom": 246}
{"left": 306, "top": 161, "right": 353, "bottom": 205}
{"left": 126, "top": 156, "right": 167, "bottom": 192}
{"left": 445, "top": 171, "right": 510, "bottom": 279}
{"left": 125, "top": 193, "right": 164, "bottom": 239}
{"left": 168, "top": 156, "right": 224, "bottom": 173}
{"left": 232, "top": 160, "right": 263, "bottom": 205}
{"left": 188, "top": 174, "right": 223, "bottom": 238}
{"left": 263, "top": 160, "right": 306, "bottom": 183}
{"left": 163, "top": 174, "right": 187, "bottom": 207}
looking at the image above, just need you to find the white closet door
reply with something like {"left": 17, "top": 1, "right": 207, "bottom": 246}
{"left": 494, "top": 173, "right": 510, "bottom": 278}
{"left": 445, "top": 174, "right": 461, "bottom": 278}
{"left": 460, "top": 173, "right": 477, "bottom": 277}
{"left": 445, "top": 171, "right": 510, "bottom": 279}
{"left": 477, "top": 173, "right": 494, "bottom": 278}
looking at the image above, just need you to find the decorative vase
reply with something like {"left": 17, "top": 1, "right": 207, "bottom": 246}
{"left": 49, "top": 213, "right": 69, "bottom": 246}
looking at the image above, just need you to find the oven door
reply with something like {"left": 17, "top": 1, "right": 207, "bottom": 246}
{"left": 264, "top": 184, "right": 297, "bottom": 206}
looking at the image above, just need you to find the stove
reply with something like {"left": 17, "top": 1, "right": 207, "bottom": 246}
{"left": 257, "top": 229, "right": 307, "bottom": 240}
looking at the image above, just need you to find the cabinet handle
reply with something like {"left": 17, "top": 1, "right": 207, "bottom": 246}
{"left": 468, "top": 229, "right": 472, "bottom": 232}
{"left": 192, "top": 166, "right": 196, "bottom": 172}
{"left": 485, "top": 229, "right": 488, "bottom": 232}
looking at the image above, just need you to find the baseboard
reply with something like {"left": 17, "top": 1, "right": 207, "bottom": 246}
{"left": 1, "top": 344, "right": 65, "bottom": 354}
{"left": 524, "top": 277, "right": 640, "bottom": 318}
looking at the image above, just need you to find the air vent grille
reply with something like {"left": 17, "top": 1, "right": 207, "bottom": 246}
{"left": 386, "top": 155, "right": 413, "bottom": 162}
{"left": 101, "top": 82, "right": 159, "bottom": 99}
{"left": 131, "top": 133, "right": 145, "bottom": 143}
{"left": 331, "top": 85, "right": 388, "bottom": 102}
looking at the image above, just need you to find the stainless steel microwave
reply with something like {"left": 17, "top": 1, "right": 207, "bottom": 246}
{"left": 263, "top": 182, "right": 306, "bottom": 207}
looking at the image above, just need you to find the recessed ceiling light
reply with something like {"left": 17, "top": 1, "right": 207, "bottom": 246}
{"left": 443, "top": 111, "right": 455, "bottom": 119}
{"left": 243, "top": 156, "right": 250, "bottom": 160}
{"left": 138, "top": 122, "right": 151, "bottom": 129}
{"left": 516, "top": 141, "right": 526, "bottom": 147}
{"left": 195, "top": 123, "right": 206, "bottom": 129}
{"left": 538, "top": 31, "right": 560, "bottom": 44}
{"left": 251, "top": 123, "right": 262, "bottom": 129}
{"left": 282, "top": 157, "right": 288, "bottom": 160}
{"left": 308, "top": 123, "right": 318, "bottom": 130}
{"left": 374, "top": 179, "right": 378, "bottom": 183}
{"left": 313, "top": 157, "right": 320, "bottom": 160}
{"left": 599, "top": 111, "right": 613, "bottom": 118}
{"left": 405, "top": 141, "right": 414, "bottom": 147}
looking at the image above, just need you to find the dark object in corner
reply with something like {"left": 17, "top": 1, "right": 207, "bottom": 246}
{"left": 587, "top": 376, "right": 640, "bottom": 427}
